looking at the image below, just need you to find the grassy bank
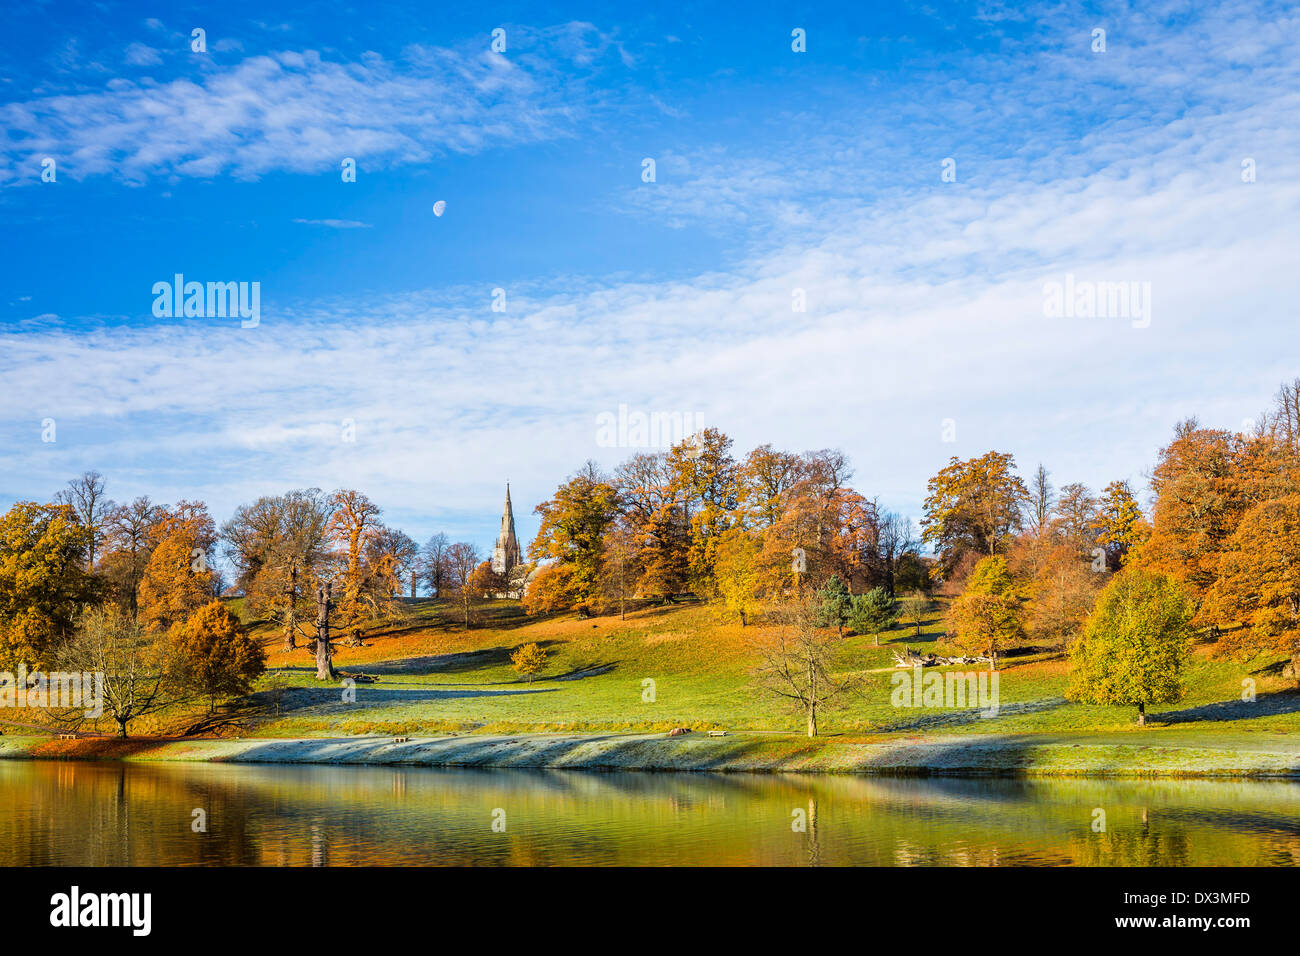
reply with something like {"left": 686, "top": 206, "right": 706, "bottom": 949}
{"left": 3, "top": 729, "right": 1299, "bottom": 777}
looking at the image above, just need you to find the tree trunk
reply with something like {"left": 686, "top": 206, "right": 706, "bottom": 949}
{"left": 989, "top": 649, "right": 997, "bottom": 672}
{"left": 807, "top": 704, "right": 817, "bottom": 738}
{"left": 283, "top": 565, "right": 298, "bottom": 651}
{"left": 1137, "top": 702, "right": 1146, "bottom": 726}
{"left": 315, "top": 638, "right": 334, "bottom": 681}
{"left": 874, "top": 632, "right": 879, "bottom": 647}
{"left": 315, "top": 582, "right": 335, "bottom": 681}
{"left": 116, "top": 719, "right": 128, "bottom": 738}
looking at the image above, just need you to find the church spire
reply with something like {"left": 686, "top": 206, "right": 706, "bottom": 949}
{"left": 493, "top": 483, "right": 522, "bottom": 574}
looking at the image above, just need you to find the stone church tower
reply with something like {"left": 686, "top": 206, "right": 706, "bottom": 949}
{"left": 492, "top": 483, "right": 524, "bottom": 575}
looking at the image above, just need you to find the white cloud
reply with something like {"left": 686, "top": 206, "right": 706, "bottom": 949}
{"left": 123, "top": 43, "right": 163, "bottom": 67}
{"left": 292, "top": 218, "right": 371, "bottom": 229}
{"left": 0, "top": 29, "right": 608, "bottom": 184}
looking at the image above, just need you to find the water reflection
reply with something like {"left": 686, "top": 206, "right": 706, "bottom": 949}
{"left": 0, "top": 760, "right": 1296, "bottom": 866}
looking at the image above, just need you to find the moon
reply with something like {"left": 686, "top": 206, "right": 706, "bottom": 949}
{"left": 432, "top": 200, "right": 446, "bottom": 217}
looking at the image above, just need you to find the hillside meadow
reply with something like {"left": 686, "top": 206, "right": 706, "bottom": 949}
{"left": 4, "top": 595, "right": 1297, "bottom": 774}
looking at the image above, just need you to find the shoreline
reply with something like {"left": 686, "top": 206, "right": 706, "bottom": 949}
{"left": 3, "top": 731, "right": 1299, "bottom": 778}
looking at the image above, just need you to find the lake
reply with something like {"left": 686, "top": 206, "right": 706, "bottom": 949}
{"left": 1, "top": 760, "right": 1298, "bottom": 866}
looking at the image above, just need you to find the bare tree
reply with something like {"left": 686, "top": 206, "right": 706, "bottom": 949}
{"left": 864, "top": 503, "right": 919, "bottom": 597}
{"left": 445, "top": 542, "right": 482, "bottom": 630}
{"left": 900, "top": 591, "right": 930, "bottom": 636}
{"left": 313, "top": 581, "right": 336, "bottom": 680}
{"left": 1026, "top": 464, "right": 1054, "bottom": 538}
{"left": 751, "top": 590, "right": 862, "bottom": 737}
{"left": 101, "top": 496, "right": 165, "bottom": 614}
{"left": 1053, "top": 482, "right": 1100, "bottom": 553}
{"left": 54, "top": 607, "right": 185, "bottom": 738}
{"left": 420, "top": 533, "right": 452, "bottom": 597}
{"left": 1269, "top": 378, "right": 1300, "bottom": 456}
{"left": 600, "top": 524, "right": 639, "bottom": 619}
{"left": 56, "top": 471, "right": 114, "bottom": 571}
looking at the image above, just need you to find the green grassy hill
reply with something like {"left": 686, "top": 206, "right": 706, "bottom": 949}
{"left": 230, "top": 596, "right": 1300, "bottom": 743}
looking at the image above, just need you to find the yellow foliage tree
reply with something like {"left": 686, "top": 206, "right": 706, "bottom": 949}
{"left": 715, "top": 528, "right": 762, "bottom": 626}
{"left": 510, "top": 642, "right": 548, "bottom": 684}
{"left": 0, "top": 502, "right": 92, "bottom": 670}
{"left": 945, "top": 556, "right": 1023, "bottom": 670}
{"left": 1067, "top": 568, "right": 1192, "bottom": 725}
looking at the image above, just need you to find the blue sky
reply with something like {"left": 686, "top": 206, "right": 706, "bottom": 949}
{"left": 3, "top": 0, "right": 1299, "bottom": 559}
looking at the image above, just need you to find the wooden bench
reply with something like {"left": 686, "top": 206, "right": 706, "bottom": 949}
{"left": 57, "top": 734, "right": 76, "bottom": 740}
{"left": 708, "top": 731, "right": 728, "bottom": 737}
{"left": 392, "top": 736, "right": 410, "bottom": 743}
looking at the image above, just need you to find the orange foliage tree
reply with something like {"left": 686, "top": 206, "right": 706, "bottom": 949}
{"left": 172, "top": 599, "right": 267, "bottom": 711}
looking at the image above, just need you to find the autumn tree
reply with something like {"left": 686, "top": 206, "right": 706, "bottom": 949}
{"left": 325, "top": 489, "right": 384, "bottom": 630}
{"left": 848, "top": 587, "right": 897, "bottom": 647}
{"left": 467, "top": 560, "right": 505, "bottom": 599}
{"left": 0, "top": 502, "right": 93, "bottom": 670}
{"left": 529, "top": 463, "right": 620, "bottom": 614}
{"left": 748, "top": 452, "right": 854, "bottom": 598}
{"left": 172, "top": 599, "right": 267, "bottom": 712}
{"left": 1139, "top": 421, "right": 1243, "bottom": 603}
{"left": 510, "top": 642, "right": 548, "bottom": 684}
{"left": 1203, "top": 495, "right": 1300, "bottom": 678}
{"left": 616, "top": 452, "right": 690, "bottom": 602}
{"left": 668, "top": 428, "right": 739, "bottom": 595}
{"left": 922, "top": 451, "right": 1029, "bottom": 577}
{"left": 1020, "top": 542, "right": 1104, "bottom": 648}
{"left": 1093, "top": 479, "right": 1146, "bottom": 570}
{"left": 945, "top": 556, "right": 1023, "bottom": 670}
{"left": 519, "top": 562, "right": 573, "bottom": 617}
{"left": 364, "top": 526, "right": 418, "bottom": 604}
{"left": 138, "top": 515, "right": 217, "bottom": 633}
{"left": 737, "top": 444, "right": 803, "bottom": 528}
{"left": 714, "top": 528, "right": 762, "bottom": 626}
{"left": 1067, "top": 568, "right": 1192, "bottom": 725}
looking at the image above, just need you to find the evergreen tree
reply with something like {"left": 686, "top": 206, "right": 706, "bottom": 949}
{"left": 848, "top": 587, "right": 897, "bottom": 646}
{"left": 816, "top": 574, "right": 852, "bottom": 636}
